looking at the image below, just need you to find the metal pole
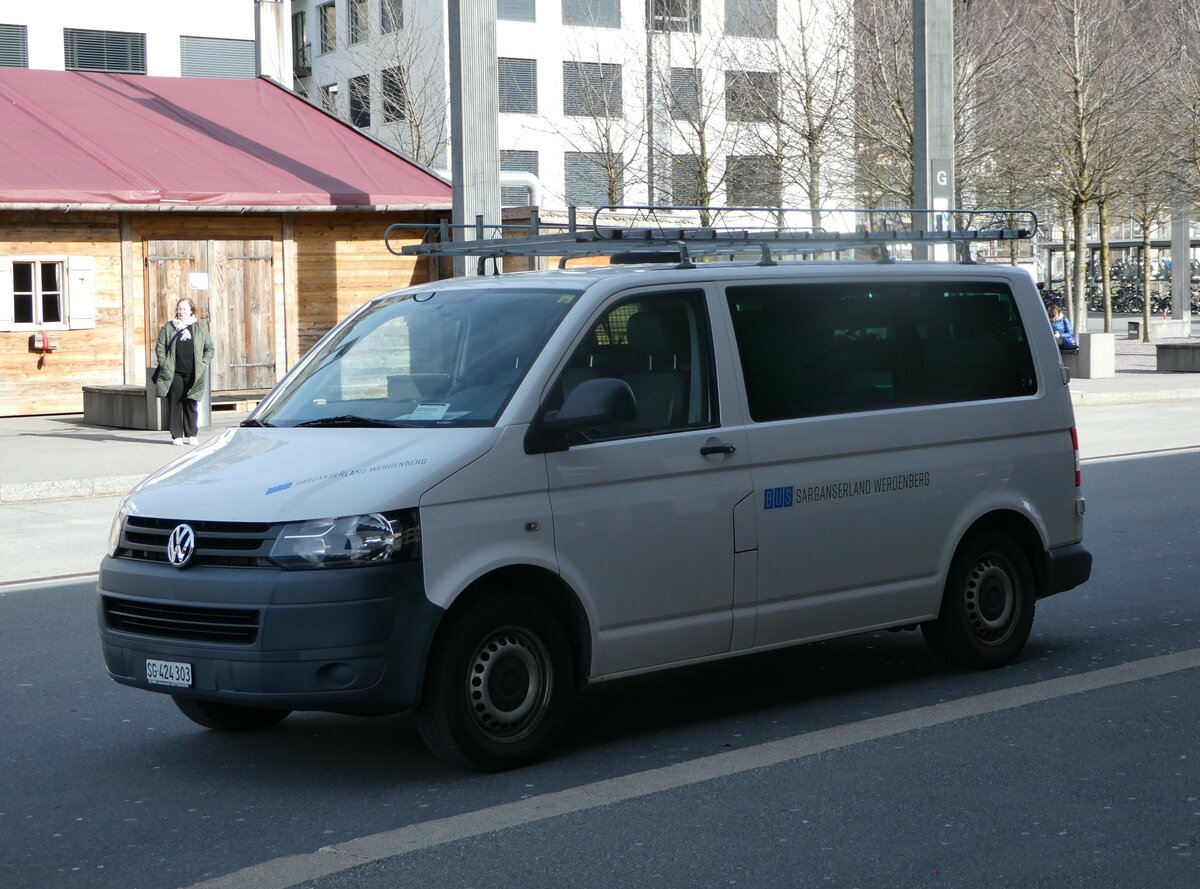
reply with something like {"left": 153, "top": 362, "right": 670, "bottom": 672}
{"left": 912, "top": 0, "right": 955, "bottom": 261}
{"left": 447, "top": 0, "right": 500, "bottom": 277}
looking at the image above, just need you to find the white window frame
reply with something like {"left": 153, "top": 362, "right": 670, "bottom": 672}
{"left": 0, "top": 256, "right": 95, "bottom": 332}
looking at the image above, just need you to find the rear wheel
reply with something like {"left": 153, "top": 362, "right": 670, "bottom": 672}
{"left": 172, "top": 696, "right": 291, "bottom": 731}
{"left": 922, "top": 532, "right": 1035, "bottom": 670}
{"left": 416, "top": 591, "right": 574, "bottom": 771}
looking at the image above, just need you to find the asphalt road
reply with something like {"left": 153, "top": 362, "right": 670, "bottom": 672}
{"left": 2, "top": 448, "right": 1199, "bottom": 889}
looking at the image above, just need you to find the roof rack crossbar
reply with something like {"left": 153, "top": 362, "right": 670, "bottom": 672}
{"left": 395, "top": 206, "right": 1037, "bottom": 264}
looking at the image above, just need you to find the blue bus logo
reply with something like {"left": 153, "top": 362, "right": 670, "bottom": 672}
{"left": 764, "top": 486, "right": 794, "bottom": 509}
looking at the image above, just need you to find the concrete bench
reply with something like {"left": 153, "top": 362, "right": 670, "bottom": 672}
{"left": 82, "top": 383, "right": 166, "bottom": 430}
{"left": 82, "top": 367, "right": 212, "bottom": 429}
{"left": 1128, "top": 319, "right": 1193, "bottom": 340}
{"left": 1156, "top": 342, "right": 1200, "bottom": 372}
{"left": 1061, "top": 332, "right": 1114, "bottom": 379}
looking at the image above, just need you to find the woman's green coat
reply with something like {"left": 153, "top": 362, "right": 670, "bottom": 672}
{"left": 154, "top": 320, "right": 215, "bottom": 400}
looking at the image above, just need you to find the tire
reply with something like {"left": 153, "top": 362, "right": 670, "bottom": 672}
{"left": 172, "top": 696, "right": 291, "bottom": 731}
{"left": 416, "top": 592, "right": 574, "bottom": 771}
{"left": 922, "top": 532, "right": 1035, "bottom": 670}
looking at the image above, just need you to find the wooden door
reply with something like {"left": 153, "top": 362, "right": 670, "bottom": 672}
{"left": 208, "top": 240, "right": 275, "bottom": 391}
{"left": 145, "top": 240, "right": 209, "bottom": 359}
{"left": 146, "top": 239, "right": 275, "bottom": 392}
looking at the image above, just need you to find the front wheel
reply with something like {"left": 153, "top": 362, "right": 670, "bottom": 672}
{"left": 416, "top": 592, "right": 574, "bottom": 771}
{"left": 172, "top": 696, "right": 291, "bottom": 731}
{"left": 922, "top": 532, "right": 1035, "bottom": 670}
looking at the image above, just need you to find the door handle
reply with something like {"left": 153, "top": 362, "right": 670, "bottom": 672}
{"left": 700, "top": 443, "right": 736, "bottom": 456}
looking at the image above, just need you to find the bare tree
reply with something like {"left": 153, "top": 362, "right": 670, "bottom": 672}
{"left": 558, "top": 42, "right": 648, "bottom": 206}
{"left": 1018, "top": 0, "right": 1161, "bottom": 333}
{"left": 734, "top": 0, "right": 855, "bottom": 230}
{"left": 850, "top": 0, "right": 915, "bottom": 208}
{"left": 650, "top": 27, "right": 753, "bottom": 223}
{"left": 296, "top": 1, "right": 450, "bottom": 170}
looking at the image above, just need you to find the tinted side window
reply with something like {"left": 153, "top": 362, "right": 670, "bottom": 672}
{"left": 558, "top": 290, "right": 717, "bottom": 439}
{"left": 726, "top": 281, "right": 1036, "bottom": 422}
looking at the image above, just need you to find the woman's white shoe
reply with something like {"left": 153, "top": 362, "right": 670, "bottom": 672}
{"left": 172, "top": 438, "right": 184, "bottom": 445}
{"left": 186, "top": 436, "right": 198, "bottom": 445}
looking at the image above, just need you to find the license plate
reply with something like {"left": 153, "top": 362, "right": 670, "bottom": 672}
{"left": 146, "top": 659, "right": 192, "bottom": 688}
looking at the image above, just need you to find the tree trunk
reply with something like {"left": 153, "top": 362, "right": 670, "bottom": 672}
{"left": 1072, "top": 196, "right": 1088, "bottom": 335}
{"left": 1098, "top": 196, "right": 1112, "bottom": 333}
{"left": 1141, "top": 233, "right": 1153, "bottom": 343}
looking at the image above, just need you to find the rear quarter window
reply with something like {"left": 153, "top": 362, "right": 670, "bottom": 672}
{"left": 726, "top": 280, "right": 1037, "bottom": 422}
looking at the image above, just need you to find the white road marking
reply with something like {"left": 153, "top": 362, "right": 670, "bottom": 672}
{"left": 186, "top": 647, "right": 1200, "bottom": 889}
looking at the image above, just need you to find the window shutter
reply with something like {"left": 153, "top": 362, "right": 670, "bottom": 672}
{"left": 563, "top": 0, "right": 620, "bottom": 27}
{"left": 0, "top": 259, "right": 13, "bottom": 331}
{"left": 180, "top": 36, "right": 255, "bottom": 79}
{"left": 0, "top": 24, "right": 29, "bottom": 68}
{"left": 498, "top": 0, "right": 536, "bottom": 22}
{"left": 499, "top": 58, "right": 537, "bottom": 114}
{"left": 67, "top": 256, "right": 96, "bottom": 330}
{"left": 64, "top": 29, "right": 147, "bottom": 74}
{"left": 725, "top": 0, "right": 776, "bottom": 37}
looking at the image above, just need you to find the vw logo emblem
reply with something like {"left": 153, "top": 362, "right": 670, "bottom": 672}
{"left": 166, "top": 524, "right": 196, "bottom": 569}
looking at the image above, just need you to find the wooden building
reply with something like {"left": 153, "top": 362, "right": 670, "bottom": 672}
{"left": 0, "top": 69, "right": 451, "bottom": 417}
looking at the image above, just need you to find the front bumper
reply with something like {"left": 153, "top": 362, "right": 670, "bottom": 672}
{"left": 97, "top": 556, "right": 441, "bottom": 713}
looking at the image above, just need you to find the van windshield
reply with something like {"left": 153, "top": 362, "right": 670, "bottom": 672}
{"left": 255, "top": 286, "right": 582, "bottom": 428}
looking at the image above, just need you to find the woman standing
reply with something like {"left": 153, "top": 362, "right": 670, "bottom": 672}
{"left": 154, "top": 297, "right": 215, "bottom": 445}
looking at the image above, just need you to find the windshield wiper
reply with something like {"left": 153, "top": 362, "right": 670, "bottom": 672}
{"left": 294, "top": 415, "right": 399, "bottom": 428}
{"left": 240, "top": 417, "right": 274, "bottom": 427}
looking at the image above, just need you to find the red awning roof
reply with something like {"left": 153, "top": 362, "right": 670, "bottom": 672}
{"left": 0, "top": 69, "right": 451, "bottom": 210}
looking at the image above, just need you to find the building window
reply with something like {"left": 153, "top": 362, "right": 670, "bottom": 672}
{"left": 318, "top": 3, "right": 337, "bottom": 54}
{"left": 180, "top": 37, "right": 255, "bottom": 79}
{"left": 725, "top": 155, "right": 780, "bottom": 206}
{"left": 321, "top": 82, "right": 339, "bottom": 114}
{"left": 499, "top": 0, "right": 537, "bottom": 21}
{"left": 563, "top": 0, "right": 621, "bottom": 27}
{"left": 725, "top": 70, "right": 777, "bottom": 122}
{"left": 650, "top": 0, "right": 700, "bottom": 33}
{"left": 499, "top": 57, "right": 537, "bottom": 114}
{"left": 670, "top": 67, "right": 700, "bottom": 122}
{"left": 349, "top": 74, "right": 371, "bottom": 127}
{"left": 292, "top": 12, "right": 311, "bottom": 74}
{"left": 563, "top": 61, "right": 623, "bottom": 117}
{"left": 501, "top": 149, "right": 539, "bottom": 206}
{"left": 382, "top": 0, "right": 404, "bottom": 33}
{"left": 671, "top": 154, "right": 702, "bottom": 205}
{"left": 348, "top": 0, "right": 368, "bottom": 44}
{"left": 565, "top": 151, "right": 622, "bottom": 207}
{"left": 724, "top": 0, "right": 776, "bottom": 37}
{"left": 63, "top": 28, "right": 146, "bottom": 74}
{"left": 12, "top": 261, "right": 64, "bottom": 326}
{"left": 382, "top": 67, "right": 407, "bottom": 122}
{"left": 0, "top": 23, "right": 29, "bottom": 68}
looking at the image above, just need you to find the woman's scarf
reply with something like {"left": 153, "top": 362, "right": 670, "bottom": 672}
{"left": 170, "top": 315, "right": 196, "bottom": 342}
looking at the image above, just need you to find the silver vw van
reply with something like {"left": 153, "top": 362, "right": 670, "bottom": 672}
{"left": 98, "top": 213, "right": 1091, "bottom": 769}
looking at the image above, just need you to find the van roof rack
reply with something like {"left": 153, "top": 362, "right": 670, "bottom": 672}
{"left": 388, "top": 206, "right": 1037, "bottom": 274}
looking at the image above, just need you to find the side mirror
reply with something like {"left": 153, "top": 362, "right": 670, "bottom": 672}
{"left": 525, "top": 378, "right": 637, "bottom": 454}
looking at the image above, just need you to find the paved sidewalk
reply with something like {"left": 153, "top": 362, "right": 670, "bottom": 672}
{"left": 1, "top": 337, "right": 1199, "bottom": 507}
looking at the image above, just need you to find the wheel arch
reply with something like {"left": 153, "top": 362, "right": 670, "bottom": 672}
{"left": 431, "top": 565, "right": 593, "bottom": 693}
{"left": 954, "top": 509, "right": 1048, "bottom": 599}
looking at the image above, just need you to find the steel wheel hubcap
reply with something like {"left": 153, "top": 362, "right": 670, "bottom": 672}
{"left": 965, "top": 556, "right": 1017, "bottom": 643}
{"left": 466, "top": 628, "right": 551, "bottom": 741}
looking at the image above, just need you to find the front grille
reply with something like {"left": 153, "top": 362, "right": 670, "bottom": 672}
{"left": 116, "top": 516, "right": 277, "bottom": 568}
{"left": 103, "top": 596, "right": 259, "bottom": 643}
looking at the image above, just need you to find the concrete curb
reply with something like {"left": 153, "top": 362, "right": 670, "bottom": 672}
{"left": 0, "top": 475, "right": 146, "bottom": 506}
{"left": 1070, "top": 387, "right": 1200, "bottom": 407}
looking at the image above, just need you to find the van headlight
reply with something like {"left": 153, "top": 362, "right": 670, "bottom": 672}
{"left": 269, "top": 509, "right": 421, "bottom": 570}
{"left": 107, "top": 498, "right": 132, "bottom": 556}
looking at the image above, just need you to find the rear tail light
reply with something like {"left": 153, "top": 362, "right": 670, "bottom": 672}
{"left": 1070, "top": 427, "right": 1081, "bottom": 487}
